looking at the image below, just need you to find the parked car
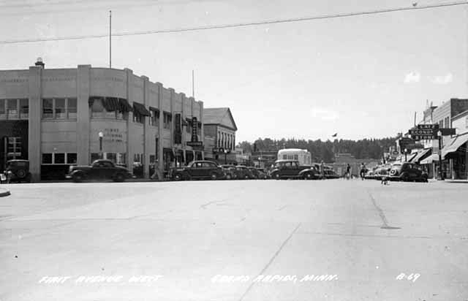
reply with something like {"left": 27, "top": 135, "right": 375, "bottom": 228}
{"left": 370, "top": 164, "right": 392, "bottom": 180}
{"left": 3, "top": 159, "right": 32, "bottom": 183}
{"left": 170, "top": 160, "right": 225, "bottom": 181}
{"left": 66, "top": 159, "right": 134, "bottom": 182}
{"left": 255, "top": 168, "right": 269, "bottom": 179}
{"left": 323, "top": 169, "right": 340, "bottom": 179}
{"left": 234, "top": 165, "right": 254, "bottom": 179}
{"left": 221, "top": 165, "right": 237, "bottom": 180}
{"left": 388, "top": 162, "right": 428, "bottom": 182}
{"left": 269, "top": 160, "right": 314, "bottom": 179}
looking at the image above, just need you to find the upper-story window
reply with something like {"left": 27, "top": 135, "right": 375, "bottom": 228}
{"left": 185, "top": 118, "right": 191, "bottom": 133}
{"left": 444, "top": 117, "right": 450, "bottom": 128}
{"left": 132, "top": 102, "right": 151, "bottom": 124}
{"left": 42, "top": 98, "right": 77, "bottom": 120}
{"left": 163, "top": 112, "right": 172, "bottom": 129}
{"left": 149, "top": 108, "right": 160, "bottom": 127}
{"left": 0, "top": 99, "right": 29, "bottom": 120}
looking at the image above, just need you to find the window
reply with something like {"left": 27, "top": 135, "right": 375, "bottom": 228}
{"left": 20, "top": 99, "right": 28, "bottom": 119}
{"left": 67, "top": 153, "right": 77, "bottom": 164}
{"left": 163, "top": 112, "right": 172, "bottom": 129}
{"left": 294, "top": 154, "right": 299, "bottom": 160}
{"left": 0, "top": 99, "right": 5, "bottom": 119}
{"left": 54, "top": 153, "right": 65, "bottom": 164}
{"left": 43, "top": 99, "right": 54, "bottom": 118}
{"left": 42, "top": 153, "right": 53, "bottom": 164}
{"left": 68, "top": 98, "right": 77, "bottom": 119}
{"left": 55, "top": 99, "right": 66, "bottom": 119}
{"left": 7, "top": 99, "right": 18, "bottom": 119}
{"left": 133, "top": 112, "right": 144, "bottom": 124}
{"left": 149, "top": 155, "right": 155, "bottom": 163}
{"left": 42, "top": 98, "right": 77, "bottom": 119}
{"left": 149, "top": 109, "right": 160, "bottom": 126}
{"left": 102, "top": 161, "right": 114, "bottom": 168}
{"left": 283, "top": 155, "right": 287, "bottom": 160}
{"left": 444, "top": 117, "right": 450, "bottom": 128}
{"left": 91, "top": 153, "right": 101, "bottom": 162}
{"left": 439, "top": 120, "right": 443, "bottom": 128}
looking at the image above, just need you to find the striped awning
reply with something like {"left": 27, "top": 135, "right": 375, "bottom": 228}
{"left": 104, "top": 97, "right": 120, "bottom": 112}
{"left": 118, "top": 99, "right": 133, "bottom": 112}
{"left": 420, "top": 154, "right": 439, "bottom": 164}
{"left": 411, "top": 148, "right": 431, "bottom": 163}
{"left": 132, "top": 102, "right": 151, "bottom": 116}
{"left": 442, "top": 133, "right": 468, "bottom": 159}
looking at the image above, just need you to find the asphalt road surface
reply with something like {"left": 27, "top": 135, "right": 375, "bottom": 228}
{"left": 1, "top": 179, "right": 467, "bottom": 301}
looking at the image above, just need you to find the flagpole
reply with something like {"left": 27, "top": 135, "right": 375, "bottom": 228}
{"left": 109, "top": 10, "right": 112, "bottom": 68}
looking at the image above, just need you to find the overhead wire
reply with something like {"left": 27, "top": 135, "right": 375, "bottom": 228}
{"left": 0, "top": 1, "right": 467, "bottom": 45}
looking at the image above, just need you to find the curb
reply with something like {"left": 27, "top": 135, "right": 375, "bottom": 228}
{"left": 0, "top": 188, "right": 11, "bottom": 197}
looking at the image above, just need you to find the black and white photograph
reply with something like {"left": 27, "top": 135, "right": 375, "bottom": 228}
{"left": 1, "top": 0, "right": 468, "bottom": 300}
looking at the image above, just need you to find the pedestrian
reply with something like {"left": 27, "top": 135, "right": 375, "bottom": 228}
{"left": 360, "top": 163, "right": 366, "bottom": 180}
{"left": 346, "top": 163, "right": 351, "bottom": 180}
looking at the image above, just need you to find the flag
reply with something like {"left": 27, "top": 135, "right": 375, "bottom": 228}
{"left": 332, "top": 133, "right": 337, "bottom": 137}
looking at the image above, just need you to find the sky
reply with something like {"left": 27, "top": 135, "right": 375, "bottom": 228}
{"left": 0, "top": 0, "right": 467, "bottom": 143}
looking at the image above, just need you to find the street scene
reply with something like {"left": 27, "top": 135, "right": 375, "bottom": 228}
{"left": 1, "top": 180, "right": 468, "bottom": 301}
{"left": 1, "top": 0, "right": 468, "bottom": 300}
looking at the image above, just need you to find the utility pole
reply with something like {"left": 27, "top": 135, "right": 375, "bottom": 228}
{"left": 109, "top": 10, "right": 112, "bottom": 68}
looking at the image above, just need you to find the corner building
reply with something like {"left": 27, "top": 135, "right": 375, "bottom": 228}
{"left": 0, "top": 63, "right": 204, "bottom": 181}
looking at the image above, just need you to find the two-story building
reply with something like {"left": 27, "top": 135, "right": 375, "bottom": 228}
{"left": 418, "top": 98, "right": 468, "bottom": 179}
{"left": 441, "top": 109, "right": 468, "bottom": 179}
{"left": 203, "top": 107, "right": 237, "bottom": 164}
{"left": 0, "top": 59, "right": 204, "bottom": 181}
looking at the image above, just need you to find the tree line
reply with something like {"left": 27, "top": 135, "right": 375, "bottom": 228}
{"left": 237, "top": 137, "right": 397, "bottom": 163}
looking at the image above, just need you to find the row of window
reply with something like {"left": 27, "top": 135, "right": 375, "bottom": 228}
{"left": 43, "top": 98, "right": 77, "bottom": 119}
{"left": 0, "top": 99, "right": 29, "bottom": 120}
{"left": 42, "top": 153, "right": 77, "bottom": 164}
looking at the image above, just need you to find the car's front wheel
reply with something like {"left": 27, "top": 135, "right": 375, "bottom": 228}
{"left": 226, "top": 174, "right": 232, "bottom": 180}
{"left": 210, "top": 172, "right": 219, "bottom": 180}
{"left": 273, "top": 173, "right": 281, "bottom": 180}
{"left": 174, "top": 173, "right": 183, "bottom": 181}
{"left": 72, "top": 173, "right": 84, "bottom": 183}
{"left": 304, "top": 173, "right": 313, "bottom": 180}
{"left": 114, "top": 173, "right": 126, "bottom": 182}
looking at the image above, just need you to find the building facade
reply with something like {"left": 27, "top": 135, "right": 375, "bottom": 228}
{"left": 203, "top": 107, "right": 237, "bottom": 164}
{"left": 0, "top": 61, "right": 204, "bottom": 181}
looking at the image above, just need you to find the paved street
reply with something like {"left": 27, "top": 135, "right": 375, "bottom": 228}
{"left": 0, "top": 179, "right": 467, "bottom": 301}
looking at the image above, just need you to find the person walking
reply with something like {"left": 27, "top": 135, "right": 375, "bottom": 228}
{"left": 360, "top": 163, "right": 367, "bottom": 180}
{"left": 346, "top": 163, "right": 351, "bottom": 180}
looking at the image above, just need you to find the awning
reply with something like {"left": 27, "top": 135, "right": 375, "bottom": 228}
{"left": 407, "top": 152, "right": 418, "bottom": 162}
{"left": 411, "top": 148, "right": 432, "bottom": 163}
{"left": 104, "top": 97, "right": 120, "bottom": 112}
{"left": 119, "top": 99, "right": 133, "bottom": 112}
{"left": 133, "top": 102, "right": 151, "bottom": 116}
{"left": 149, "top": 107, "right": 160, "bottom": 117}
{"left": 442, "top": 133, "right": 468, "bottom": 159}
{"left": 420, "top": 154, "right": 439, "bottom": 164}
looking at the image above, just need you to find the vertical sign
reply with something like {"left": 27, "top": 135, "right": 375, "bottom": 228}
{"left": 174, "top": 114, "right": 182, "bottom": 144}
{"left": 191, "top": 117, "right": 198, "bottom": 142}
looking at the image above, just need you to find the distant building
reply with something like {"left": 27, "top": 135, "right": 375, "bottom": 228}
{"left": 203, "top": 107, "right": 237, "bottom": 164}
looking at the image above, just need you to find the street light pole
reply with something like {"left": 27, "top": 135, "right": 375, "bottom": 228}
{"left": 99, "top": 131, "right": 103, "bottom": 159}
{"left": 437, "top": 130, "right": 443, "bottom": 180}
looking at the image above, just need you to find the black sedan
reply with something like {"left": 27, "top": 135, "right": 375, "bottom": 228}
{"left": 170, "top": 160, "right": 225, "bottom": 181}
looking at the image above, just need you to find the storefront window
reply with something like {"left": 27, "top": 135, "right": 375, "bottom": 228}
{"left": 54, "top": 153, "right": 65, "bottom": 164}
{"left": 68, "top": 98, "right": 77, "bottom": 119}
{"left": 67, "top": 153, "right": 77, "bottom": 164}
{"left": 91, "top": 153, "right": 101, "bottom": 162}
{"left": 117, "top": 153, "right": 126, "bottom": 165}
{"left": 0, "top": 99, "right": 6, "bottom": 120}
{"left": 42, "top": 153, "right": 53, "bottom": 164}
{"left": 55, "top": 99, "right": 66, "bottom": 119}
{"left": 42, "top": 99, "right": 54, "bottom": 119}
{"left": 106, "top": 153, "right": 117, "bottom": 163}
